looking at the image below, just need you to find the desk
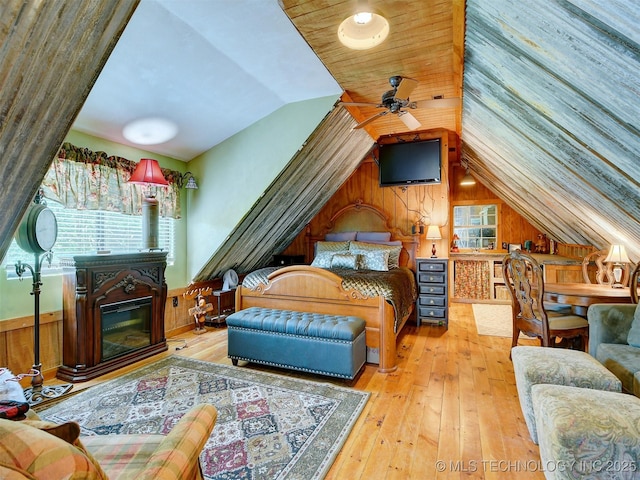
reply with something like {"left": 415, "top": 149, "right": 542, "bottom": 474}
{"left": 544, "top": 283, "right": 633, "bottom": 317}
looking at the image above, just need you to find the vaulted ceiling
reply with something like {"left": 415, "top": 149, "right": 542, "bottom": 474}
{"left": 282, "top": 0, "right": 639, "bottom": 260}
{"left": 1, "top": 0, "right": 638, "bottom": 266}
{"left": 461, "top": 0, "right": 639, "bottom": 260}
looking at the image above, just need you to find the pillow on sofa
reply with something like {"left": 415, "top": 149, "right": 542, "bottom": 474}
{"left": 626, "top": 303, "right": 640, "bottom": 347}
{"left": 0, "top": 418, "right": 107, "bottom": 479}
{"left": 16, "top": 419, "right": 106, "bottom": 478}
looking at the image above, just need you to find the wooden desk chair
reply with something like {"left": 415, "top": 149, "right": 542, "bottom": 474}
{"left": 503, "top": 250, "right": 589, "bottom": 353}
{"left": 582, "top": 249, "right": 634, "bottom": 286}
{"left": 631, "top": 263, "right": 640, "bottom": 304}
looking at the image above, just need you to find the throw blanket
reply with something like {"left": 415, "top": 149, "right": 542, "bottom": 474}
{"left": 242, "top": 266, "right": 417, "bottom": 332}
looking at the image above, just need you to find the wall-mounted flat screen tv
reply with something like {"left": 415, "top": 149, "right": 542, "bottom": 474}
{"left": 378, "top": 138, "right": 442, "bottom": 187}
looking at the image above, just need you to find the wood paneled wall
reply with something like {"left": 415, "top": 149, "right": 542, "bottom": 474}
{"left": 1, "top": 289, "right": 199, "bottom": 384}
{"left": 285, "top": 129, "right": 544, "bottom": 259}
{"left": 449, "top": 161, "right": 544, "bottom": 249}
{"left": 285, "top": 130, "right": 454, "bottom": 260}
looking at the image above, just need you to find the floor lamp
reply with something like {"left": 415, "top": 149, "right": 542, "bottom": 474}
{"left": 128, "top": 159, "right": 168, "bottom": 250}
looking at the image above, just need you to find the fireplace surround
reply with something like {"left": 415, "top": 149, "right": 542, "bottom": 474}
{"left": 56, "top": 252, "right": 168, "bottom": 382}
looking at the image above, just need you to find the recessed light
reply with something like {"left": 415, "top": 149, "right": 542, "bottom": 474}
{"left": 338, "top": 11, "right": 389, "bottom": 50}
{"left": 122, "top": 117, "right": 178, "bottom": 145}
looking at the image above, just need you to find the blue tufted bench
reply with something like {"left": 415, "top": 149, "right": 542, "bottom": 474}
{"left": 226, "top": 307, "right": 367, "bottom": 380}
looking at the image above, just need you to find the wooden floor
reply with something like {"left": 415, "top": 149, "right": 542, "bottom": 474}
{"left": 48, "top": 302, "right": 544, "bottom": 479}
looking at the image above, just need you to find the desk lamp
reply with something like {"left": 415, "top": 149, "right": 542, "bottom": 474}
{"left": 426, "top": 225, "right": 442, "bottom": 258}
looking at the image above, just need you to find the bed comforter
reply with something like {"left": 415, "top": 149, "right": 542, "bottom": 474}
{"left": 242, "top": 265, "right": 417, "bottom": 332}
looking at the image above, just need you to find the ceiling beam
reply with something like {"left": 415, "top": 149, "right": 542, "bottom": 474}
{"left": 0, "top": 0, "right": 139, "bottom": 262}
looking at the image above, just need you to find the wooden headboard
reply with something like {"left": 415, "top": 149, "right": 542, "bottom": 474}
{"left": 306, "top": 201, "right": 419, "bottom": 270}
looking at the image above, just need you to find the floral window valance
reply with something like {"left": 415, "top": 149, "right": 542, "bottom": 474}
{"left": 40, "top": 142, "right": 182, "bottom": 219}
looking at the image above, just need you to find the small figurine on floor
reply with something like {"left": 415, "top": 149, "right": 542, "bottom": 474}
{"left": 188, "top": 294, "right": 213, "bottom": 334}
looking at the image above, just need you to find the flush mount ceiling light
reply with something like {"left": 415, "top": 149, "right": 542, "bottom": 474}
{"left": 122, "top": 117, "right": 178, "bottom": 145}
{"left": 338, "top": 2, "right": 389, "bottom": 50}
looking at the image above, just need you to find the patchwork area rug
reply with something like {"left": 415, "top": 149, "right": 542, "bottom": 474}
{"left": 38, "top": 356, "right": 369, "bottom": 479}
{"left": 472, "top": 303, "right": 516, "bottom": 337}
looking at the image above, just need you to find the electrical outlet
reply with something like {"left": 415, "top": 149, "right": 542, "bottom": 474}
{"left": 172, "top": 296, "right": 178, "bottom": 308}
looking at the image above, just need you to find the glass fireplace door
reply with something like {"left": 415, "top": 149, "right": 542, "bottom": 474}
{"left": 100, "top": 296, "right": 152, "bottom": 361}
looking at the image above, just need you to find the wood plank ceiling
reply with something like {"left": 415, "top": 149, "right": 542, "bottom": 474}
{"left": 194, "top": 107, "right": 374, "bottom": 281}
{"left": 461, "top": 0, "right": 640, "bottom": 260}
{"left": 281, "top": 0, "right": 465, "bottom": 139}
{"left": 1, "top": 0, "right": 638, "bottom": 269}
{"left": 193, "top": 0, "right": 467, "bottom": 279}
{"left": 283, "top": 0, "right": 639, "bottom": 262}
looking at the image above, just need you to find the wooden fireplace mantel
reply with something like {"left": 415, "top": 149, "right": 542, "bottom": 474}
{"left": 56, "top": 252, "right": 168, "bottom": 382}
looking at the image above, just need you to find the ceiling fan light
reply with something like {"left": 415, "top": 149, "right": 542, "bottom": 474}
{"left": 122, "top": 117, "right": 178, "bottom": 145}
{"left": 338, "top": 12, "right": 389, "bottom": 50}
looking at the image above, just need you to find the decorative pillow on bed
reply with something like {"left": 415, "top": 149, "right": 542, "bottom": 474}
{"left": 311, "top": 251, "right": 336, "bottom": 268}
{"left": 356, "top": 231, "right": 391, "bottom": 242}
{"left": 349, "top": 240, "right": 402, "bottom": 269}
{"left": 358, "top": 250, "right": 389, "bottom": 271}
{"left": 330, "top": 253, "right": 360, "bottom": 269}
{"left": 325, "top": 231, "right": 357, "bottom": 242}
{"left": 315, "top": 241, "right": 350, "bottom": 254}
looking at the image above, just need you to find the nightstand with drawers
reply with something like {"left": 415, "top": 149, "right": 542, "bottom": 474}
{"left": 416, "top": 258, "right": 449, "bottom": 328}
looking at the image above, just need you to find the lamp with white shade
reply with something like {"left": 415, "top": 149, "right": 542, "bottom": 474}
{"left": 604, "top": 244, "right": 631, "bottom": 288}
{"left": 426, "top": 225, "right": 442, "bottom": 258}
{"left": 128, "top": 158, "right": 168, "bottom": 250}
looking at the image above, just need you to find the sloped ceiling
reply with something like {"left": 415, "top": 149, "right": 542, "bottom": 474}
{"left": 0, "top": 1, "right": 138, "bottom": 263}
{"left": 462, "top": 0, "right": 640, "bottom": 260}
{"left": 194, "top": 107, "right": 374, "bottom": 281}
{"left": 281, "top": 0, "right": 465, "bottom": 139}
{"left": 1, "top": 0, "right": 639, "bottom": 271}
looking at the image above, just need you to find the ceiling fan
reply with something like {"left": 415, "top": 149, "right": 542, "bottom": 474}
{"left": 340, "top": 75, "right": 460, "bottom": 130}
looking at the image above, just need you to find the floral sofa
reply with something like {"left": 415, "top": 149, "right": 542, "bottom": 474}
{"left": 0, "top": 403, "right": 217, "bottom": 479}
{"left": 588, "top": 302, "right": 640, "bottom": 396}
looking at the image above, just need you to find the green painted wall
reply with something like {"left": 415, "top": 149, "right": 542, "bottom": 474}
{"left": 0, "top": 131, "right": 189, "bottom": 320}
{"left": 0, "top": 95, "right": 339, "bottom": 321}
{"left": 185, "top": 95, "right": 338, "bottom": 280}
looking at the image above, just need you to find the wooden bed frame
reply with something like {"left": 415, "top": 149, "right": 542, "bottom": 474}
{"left": 235, "top": 201, "right": 418, "bottom": 372}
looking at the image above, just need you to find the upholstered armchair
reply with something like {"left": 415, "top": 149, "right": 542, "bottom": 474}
{"left": 588, "top": 302, "right": 640, "bottom": 396}
{"left": 0, "top": 403, "right": 217, "bottom": 480}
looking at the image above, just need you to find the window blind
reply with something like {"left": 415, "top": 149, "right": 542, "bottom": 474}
{"left": 5, "top": 199, "right": 175, "bottom": 277}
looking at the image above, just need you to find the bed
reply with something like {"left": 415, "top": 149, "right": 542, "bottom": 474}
{"left": 235, "top": 201, "right": 418, "bottom": 372}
